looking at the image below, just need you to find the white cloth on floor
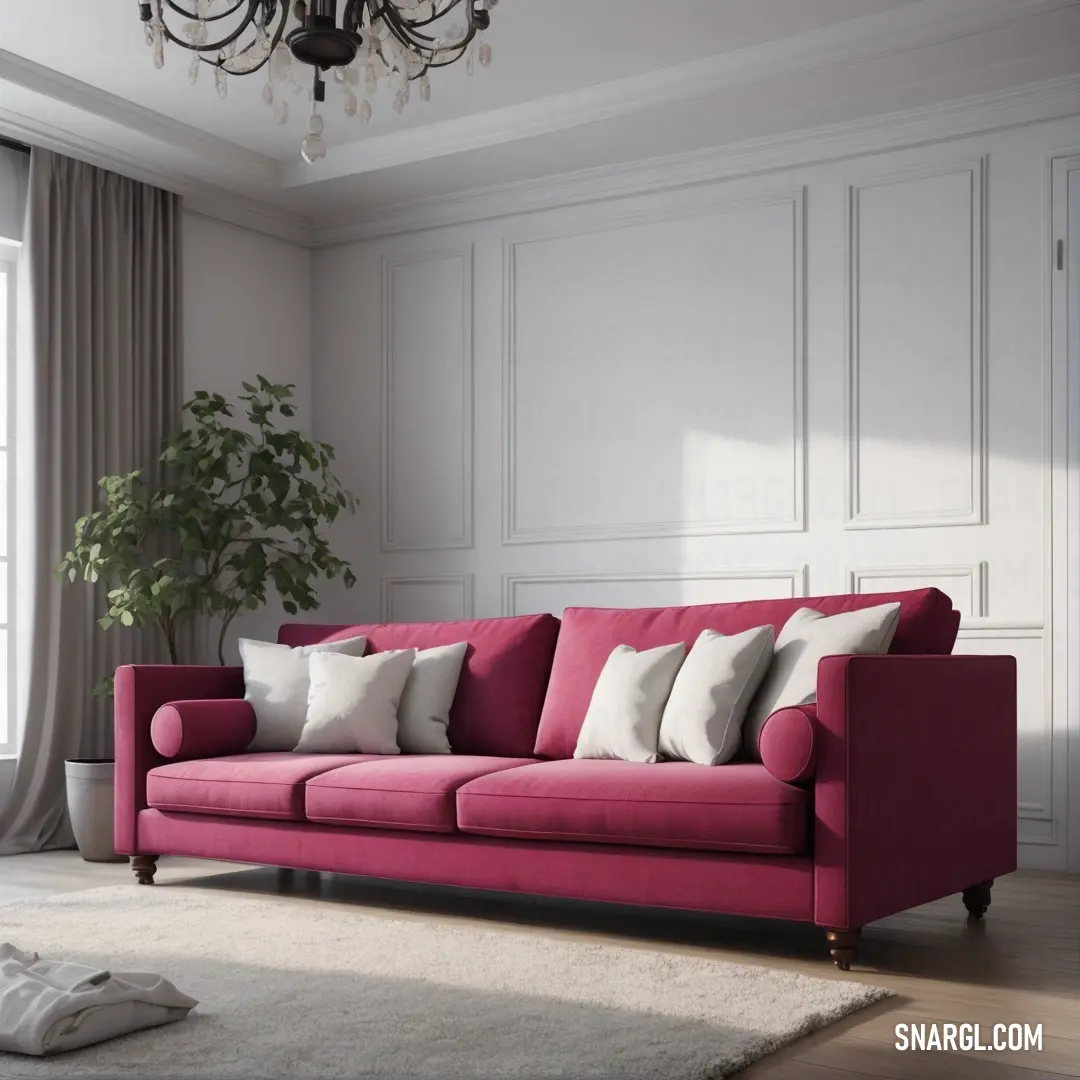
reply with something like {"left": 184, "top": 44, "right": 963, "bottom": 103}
{"left": 0, "top": 943, "right": 197, "bottom": 1056}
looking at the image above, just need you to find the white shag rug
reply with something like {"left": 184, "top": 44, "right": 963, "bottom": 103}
{"left": 0, "top": 883, "right": 891, "bottom": 1079}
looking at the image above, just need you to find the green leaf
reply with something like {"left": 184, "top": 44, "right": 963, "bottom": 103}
{"left": 64, "top": 375, "right": 359, "bottom": 658}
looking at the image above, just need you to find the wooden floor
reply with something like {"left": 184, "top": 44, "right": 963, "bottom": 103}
{"left": 2, "top": 853, "right": 1077, "bottom": 1078}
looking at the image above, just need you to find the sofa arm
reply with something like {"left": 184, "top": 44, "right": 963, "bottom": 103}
{"left": 813, "top": 654, "right": 1016, "bottom": 931}
{"left": 151, "top": 699, "right": 256, "bottom": 761}
{"left": 114, "top": 665, "right": 245, "bottom": 854}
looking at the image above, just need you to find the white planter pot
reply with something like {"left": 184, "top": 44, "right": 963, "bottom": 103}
{"left": 64, "top": 758, "right": 126, "bottom": 863}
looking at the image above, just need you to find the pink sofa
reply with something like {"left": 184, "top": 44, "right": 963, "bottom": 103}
{"left": 114, "top": 587, "right": 1017, "bottom": 970}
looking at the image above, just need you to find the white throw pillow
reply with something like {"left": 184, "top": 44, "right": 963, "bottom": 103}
{"left": 742, "top": 603, "right": 902, "bottom": 760}
{"left": 574, "top": 642, "right": 686, "bottom": 764}
{"left": 240, "top": 635, "right": 368, "bottom": 752}
{"left": 396, "top": 641, "right": 469, "bottom": 754}
{"left": 295, "top": 649, "right": 417, "bottom": 754}
{"left": 657, "top": 625, "right": 775, "bottom": 766}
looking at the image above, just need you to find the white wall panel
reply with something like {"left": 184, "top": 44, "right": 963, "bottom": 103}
{"left": 848, "top": 563, "right": 987, "bottom": 618}
{"left": 846, "top": 159, "right": 986, "bottom": 529}
{"left": 504, "top": 192, "right": 804, "bottom": 543}
{"left": 954, "top": 623, "right": 1057, "bottom": 856}
{"left": 382, "top": 247, "right": 473, "bottom": 551}
{"left": 505, "top": 568, "right": 806, "bottom": 618}
{"left": 381, "top": 575, "right": 473, "bottom": 623}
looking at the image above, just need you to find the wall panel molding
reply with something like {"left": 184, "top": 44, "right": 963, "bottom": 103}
{"left": 954, "top": 620, "right": 1053, "bottom": 837}
{"left": 502, "top": 188, "right": 806, "bottom": 545}
{"left": 847, "top": 562, "right": 988, "bottom": 617}
{"left": 380, "top": 574, "right": 474, "bottom": 623}
{"left": 502, "top": 566, "right": 808, "bottom": 617}
{"left": 381, "top": 246, "right": 474, "bottom": 552}
{"left": 845, "top": 156, "right": 988, "bottom": 530}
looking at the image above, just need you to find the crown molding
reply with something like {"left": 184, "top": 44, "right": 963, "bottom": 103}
{"left": 0, "top": 48, "right": 278, "bottom": 186}
{"left": 0, "top": 105, "right": 313, "bottom": 246}
{"left": 285, "top": 0, "right": 1080, "bottom": 188}
{"left": 1, "top": 0, "right": 1076, "bottom": 248}
{"left": 311, "top": 73, "right": 1080, "bottom": 246}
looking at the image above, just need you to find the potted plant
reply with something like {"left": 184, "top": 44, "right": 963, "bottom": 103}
{"left": 58, "top": 375, "right": 357, "bottom": 861}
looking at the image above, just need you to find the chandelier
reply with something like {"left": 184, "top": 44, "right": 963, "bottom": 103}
{"left": 137, "top": 1, "right": 498, "bottom": 162}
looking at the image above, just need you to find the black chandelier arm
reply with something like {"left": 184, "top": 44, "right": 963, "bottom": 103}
{"left": 163, "top": 0, "right": 251, "bottom": 22}
{"left": 422, "top": 43, "right": 470, "bottom": 68}
{"left": 155, "top": 0, "right": 283, "bottom": 56}
{"left": 370, "top": 0, "right": 470, "bottom": 47}
{"left": 400, "top": 0, "right": 468, "bottom": 32}
{"left": 380, "top": 11, "right": 476, "bottom": 61}
{"left": 209, "top": 2, "right": 290, "bottom": 74}
{"left": 342, "top": 0, "right": 358, "bottom": 31}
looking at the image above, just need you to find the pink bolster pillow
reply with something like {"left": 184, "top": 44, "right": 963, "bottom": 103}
{"left": 151, "top": 699, "right": 256, "bottom": 761}
{"left": 759, "top": 704, "right": 818, "bottom": 783}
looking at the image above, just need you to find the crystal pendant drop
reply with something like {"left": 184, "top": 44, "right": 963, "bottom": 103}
{"left": 189, "top": 55, "right": 200, "bottom": 84}
{"left": 479, "top": 41, "right": 492, "bottom": 67}
{"left": 151, "top": 21, "right": 165, "bottom": 69}
{"left": 301, "top": 111, "right": 327, "bottom": 164}
{"left": 270, "top": 43, "right": 291, "bottom": 83}
{"left": 262, "top": 83, "right": 274, "bottom": 106}
{"left": 419, "top": 73, "right": 431, "bottom": 101}
{"left": 466, "top": 46, "right": 474, "bottom": 75}
{"left": 344, "top": 89, "right": 359, "bottom": 117}
{"left": 364, "top": 63, "right": 378, "bottom": 95}
{"left": 359, "top": 99, "right": 372, "bottom": 121}
{"left": 274, "top": 98, "right": 289, "bottom": 125}
{"left": 215, "top": 64, "right": 228, "bottom": 99}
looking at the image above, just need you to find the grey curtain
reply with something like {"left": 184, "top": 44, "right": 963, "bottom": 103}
{"left": 0, "top": 149, "right": 182, "bottom": 855}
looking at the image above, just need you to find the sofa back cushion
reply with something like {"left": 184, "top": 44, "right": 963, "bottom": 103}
{"left": 533, "top": 588, "right": 958, "bottom": 760}
{"left": 279, "top": 614, "right": 560, "bottom": 757}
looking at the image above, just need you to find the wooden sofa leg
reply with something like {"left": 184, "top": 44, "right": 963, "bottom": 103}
{"left": 131, "top": 855, "right": 158, "bottom": 885}
{"left": 825, "top": 929, "right": 860, "bottom": 971}
{"left": 962, "top": 879, "right": 993, "bottom": 920}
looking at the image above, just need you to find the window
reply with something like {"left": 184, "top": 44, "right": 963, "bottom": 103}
{"left": 0, "top": 242, "right": 15, "bottom": 756}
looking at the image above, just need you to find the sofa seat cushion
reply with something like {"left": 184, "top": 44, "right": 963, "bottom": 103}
{"left": 146, "top": 753, "right": 376, "bottom": 821}
{"left": 306, "top": 756, "right": 536, "bottom": 833}
{"left": 456, "top": 760, "right": 808, "bottom": 854}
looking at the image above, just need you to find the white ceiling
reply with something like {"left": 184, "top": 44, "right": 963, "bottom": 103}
{"left": 0, "top": 0, "right": 1077, "bottom": 235}
{"left": 0, "top": 0, "right": 916, "bottom": 158}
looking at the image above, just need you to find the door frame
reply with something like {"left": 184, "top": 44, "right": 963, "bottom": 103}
{"left": 1050, "top": 151, "right": 1080, "bottom": 874}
